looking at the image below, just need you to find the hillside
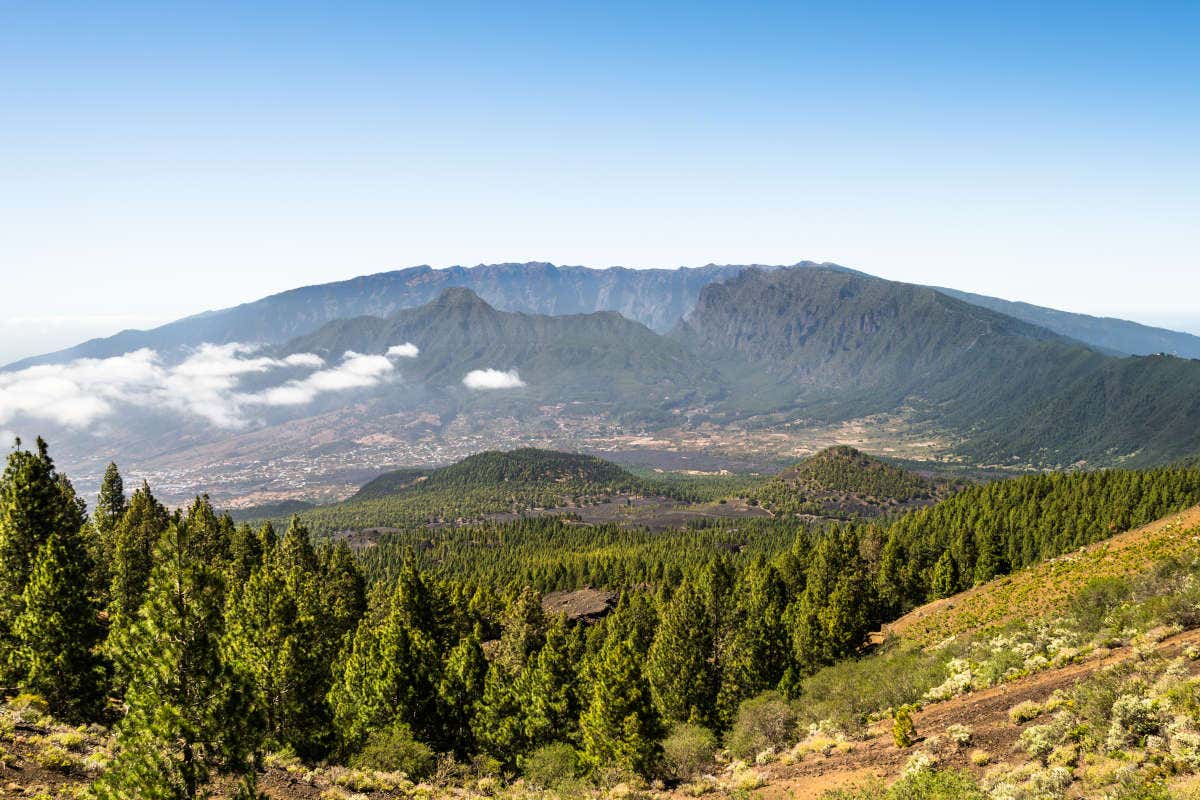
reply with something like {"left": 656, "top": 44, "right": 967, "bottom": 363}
{"left": 353, "top": 448, "right": 635, "bottom": 502}
{"left": 937, "top": 285, "right": 1200, "bottom": 358}
{"left": 744, "top": 446, "right": 950, "bottom": 519}
{"left": 681, "top": 267, "right": 1200, "bottom": 466}
{"left": 276, "top": 287, "right": 726, "bottom": 418}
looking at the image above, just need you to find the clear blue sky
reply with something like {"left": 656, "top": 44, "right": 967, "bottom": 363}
{"left": 2, "top": 0, "right": 1198, "bottom": 362}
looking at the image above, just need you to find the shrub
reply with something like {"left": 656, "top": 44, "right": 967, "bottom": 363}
{"left": 945, "top": 724, "right": 972, "bottom": 748}
{"left": 1107, "top": 695, "right": 1164, "bottom": 751}
{"left": 726, "top": 691, "right": 800, "bottom": 758}
{"left": 662, "top": 723, "right": 717, "bottom": 780}
{"left": 1019, "top": 724, "right": 1058, "bottom": 764}
{"left": 1008, "top": 700, "right": 1043, "bottom": 724}
{"left": 887, "top": 768, "right": 987, "bottom": 799}
{"left": 349, "top": 724, "right": 435, "bottom": 780}
{"left": 892, "top": 706, "right": 917, "bottom": 749}
{"left": 522, "top": 742, "right": 584, "bottom": 790}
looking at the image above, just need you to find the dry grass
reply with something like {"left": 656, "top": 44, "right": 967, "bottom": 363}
{"left": 886, "top": 504, "right": 1200, "bottom": 647}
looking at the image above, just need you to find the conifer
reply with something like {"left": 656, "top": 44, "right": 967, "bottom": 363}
{"left": 91, "top": 523, "right": 260, "bottom": 799}
{"left": 13, "top": 532, "right": 105, "bottom": 720}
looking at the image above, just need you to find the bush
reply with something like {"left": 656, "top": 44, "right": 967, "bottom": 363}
{"left": 662, "top": 723, "right": 717, "bottom": 780}
{"left": 892, "top": 706, "right": 916, "bottom": 749}
{"left": 350, "top": 724, "right": 435, "bottom": 780}
{"left": 726, "top": 691, "right": 801, "bottom": 758}
{"left": 521, "top": 743, "right": 584, "bottom": 790}
{"left": 1008, "top": 700, "right": 1043, "bottom": 724}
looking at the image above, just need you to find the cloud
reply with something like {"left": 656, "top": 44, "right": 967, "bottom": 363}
{"left": 462, "top": 368, "right": 526, "bottom": 390}
{"left": 0, "top": 342, "right": 415, "bottom": 430}
{"left": 246, "top": 352, "right": 396, "bottom": 407}
{"left": 387, "top": 343, "right": 419, "bottom": 358}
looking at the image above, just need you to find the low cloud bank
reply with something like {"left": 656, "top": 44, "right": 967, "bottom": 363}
{"left": 0, "top": 342, "right": 419, "bottom": 430}
{"left": 462, "top": 368, "right": 526, "bottom": 390}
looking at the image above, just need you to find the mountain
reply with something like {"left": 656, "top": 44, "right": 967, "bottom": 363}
{"left": 11, "top": 260, "right": 1196, "bottom": 372}
{"left": 936, "top": 286, "right": 1200, "bottom": 358}
{"left": 680, "top": 267, "right": 1200, "bottom": 466}
{"left": 276, "top": 286, "right": 726, "bottom": 418}
{"left": 745, "top": 445, "right": 952, "bottom": 518}
{"left": 4, "top": 262, "right": 772, "bottom": 369}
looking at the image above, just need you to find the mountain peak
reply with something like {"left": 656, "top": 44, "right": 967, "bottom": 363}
{"left": 429, "top": 286, "right": 496, "bottom": 311}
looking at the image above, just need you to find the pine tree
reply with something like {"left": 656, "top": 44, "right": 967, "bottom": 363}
{"left": 579, "top": 634, "right": 660, "bottom": 775}
{"left": 94, "top": 462, "right": 127, "bottom": 545}
{"left": 438, "top": 631, "right": 488, "bottom": 756}
{"left": 107, "top": 483, "right": 171, "bottom": 631}
{"left": 522, "top": 614, "right": 580, "bottom": 748}
{"left": 13, "top": 532, "right": 105, "bottom": 720}
{"left": 715, "top": 563, "right": 789, "bottom": 727}
{"left": 930, "top": 550, "right": 957, "bottom": 599}
{"left": 328, "top": 576, "right": 441, "bottom": 752}
{"left": 0, "top": 439, "right": 67, "bottom": 658}
{"left": 646, "top": 582, "right": 717, "bottom": 726}
{"left": 225, "top": 519, "right": 342, "bottom": 758}
{"left": 91, "top": 523, "right": 261, "bottom": 799}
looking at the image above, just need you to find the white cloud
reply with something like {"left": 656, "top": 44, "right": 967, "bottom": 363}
{"left": 462, "top": 368, "right": 526, "bottom": 390}
{"left": 246, "top": 352, "right": 396, "bottom": 407}
{"left": 387, "top": 343, "right": 419, "bottom": 358}
{"left": 0, "top": 343, "right": 398, "bottom": 430}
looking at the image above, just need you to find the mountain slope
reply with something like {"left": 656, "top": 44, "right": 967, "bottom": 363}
{"left": 12, "top": 260, "right": 1198, "bottom": 372}
{"left": 937, "top": 285, "right": 1200, "bottom": 358}
{"left": 276, "top": 286, "right": 726, "bottom": 417}
{"left": 681, "top": 267, "right": 1200, "bottom": 466}
{"left": 4, "top": 262, "right": 773, "bottom": 369}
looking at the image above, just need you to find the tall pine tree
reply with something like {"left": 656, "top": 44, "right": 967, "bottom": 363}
{"left": 92, "top": 523, "right": 261, "bottom": 799}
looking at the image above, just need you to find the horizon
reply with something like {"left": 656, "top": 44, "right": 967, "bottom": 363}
{"left": 3, "top": 1, "right": 1199, "bottom": 362}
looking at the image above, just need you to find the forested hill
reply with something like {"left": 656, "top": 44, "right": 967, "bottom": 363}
{"left": 353, "top": 449, "right": 636, "bottom": 502}
{"left": 745, "top": 445, "right": 949, "bottom": 518}
{"left": 680, "top": 267, "right": 1200, "bottom": 466}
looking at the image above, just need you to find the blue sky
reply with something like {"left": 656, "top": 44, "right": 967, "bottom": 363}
{"left": 2, "top": 0, "right": 1198, "bottom": 362}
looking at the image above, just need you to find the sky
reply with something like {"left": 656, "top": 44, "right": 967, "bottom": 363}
{"left": 2, "top": 0, "right": 1198, "bottom": 364}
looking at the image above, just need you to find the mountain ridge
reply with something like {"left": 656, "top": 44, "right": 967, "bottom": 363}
{"left": 8, "top": 260, "right": 1197, "bottom": 371}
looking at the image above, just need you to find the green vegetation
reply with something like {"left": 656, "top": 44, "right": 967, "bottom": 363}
{"left": 745, "top": 445, "right": 950, "bottom": 519}
{"left": 0, "top": 437, "right": 1198, "bottom": 797}
{"left": 270, "top": 448, "right": 761, "bottom": 536}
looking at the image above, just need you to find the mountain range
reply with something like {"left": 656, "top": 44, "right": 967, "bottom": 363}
{"left": 4, "top": 261, "right": 1200, "bottom": 502}
{"left": 8, "top": 261, "right": 1200, "bottom": 371}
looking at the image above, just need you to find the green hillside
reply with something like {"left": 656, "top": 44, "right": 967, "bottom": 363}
{"left": 680, "top": 267, "right": 1200, "bottom": 467}
{"left": 745, "top": 445, "right": 950, "bottom": 518}
{"left": 279, "top": 286, "right": 727, "bottom": 420}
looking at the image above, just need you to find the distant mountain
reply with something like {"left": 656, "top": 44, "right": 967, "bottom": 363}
{"left": 4, "top": 262, "right": 777, "bottom": 369}
{"left": 8, "top": 260, "right": 1198, "bottom": 372}
{"left": 935, "top": 287, "right": 1200, "bottom": 359}
{"left": 680, "top": 268, "right": 1200, "bottom": 466}
{"left": 745, "top": 445, "right": 952, "bottom": 518}
{"left": 276, "top": 286, "right": 726, "bottom": 419}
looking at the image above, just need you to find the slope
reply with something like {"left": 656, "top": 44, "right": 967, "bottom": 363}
{"left": 744, "top": 445, "right": 952, "bottom": 519}
{"left": 11, "top": 259, "right": 1198, "bottom": 372}
{"left": 275, "top": 286, "right": 727, "bottom": 418}
{"left": 937, "top": 285, "right": 1200, "bottom": 358}
{"left": 680, "top": 267, "right": 1200, "bottom": 466}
